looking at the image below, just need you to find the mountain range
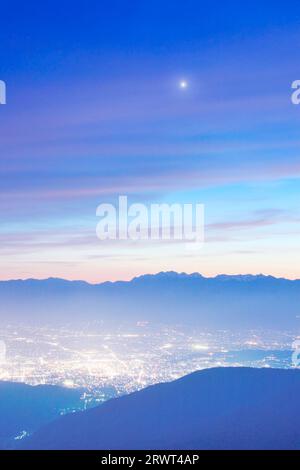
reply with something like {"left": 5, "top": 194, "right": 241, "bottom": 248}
{"left": 1, "top": 272, "right": 300, "bottom": 329}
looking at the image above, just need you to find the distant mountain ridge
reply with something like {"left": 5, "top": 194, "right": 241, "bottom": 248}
{"left": 22, "top": 367, "right": 300, "bottom": 450}
{"left": 1, "top": 272, "right": 300, "bottom": 329}
{"left": 1, "top": 270, "right": 298, "bottom": 286}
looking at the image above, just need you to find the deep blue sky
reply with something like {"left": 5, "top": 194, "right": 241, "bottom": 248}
{"left": 1, "top": 1, "right": 300, "bottom": 281}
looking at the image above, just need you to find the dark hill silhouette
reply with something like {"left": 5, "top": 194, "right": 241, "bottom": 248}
{"left": 22, "top": 367, "right": 300, "bottom": 450}
{"left": 0, "top": 381, "right": 82, "bottom": 449}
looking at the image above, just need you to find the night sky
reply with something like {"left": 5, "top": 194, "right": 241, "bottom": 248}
{"left": 1, "top": 1, "right": 300, "bottom": 281}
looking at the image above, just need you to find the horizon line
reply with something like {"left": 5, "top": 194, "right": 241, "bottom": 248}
{"left": 0, "top": 270, "right": 299, "bottom": 285}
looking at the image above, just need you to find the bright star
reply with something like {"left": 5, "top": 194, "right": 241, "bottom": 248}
{"left": 179, "top": 80, "right": 188, "bottom": 89}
